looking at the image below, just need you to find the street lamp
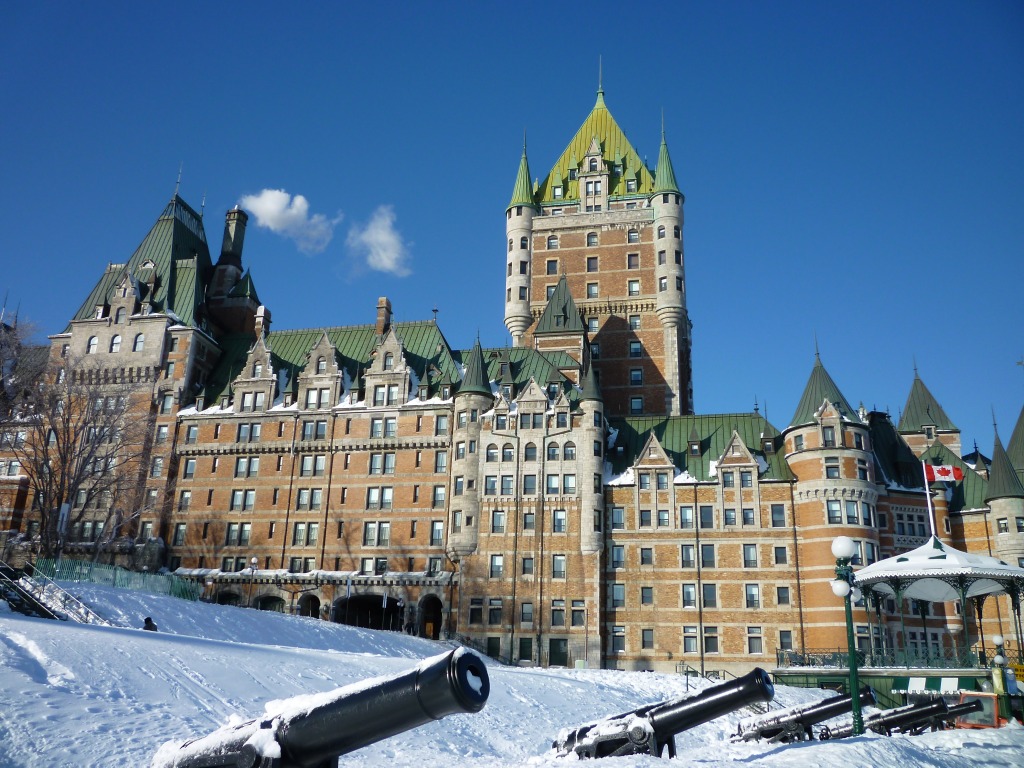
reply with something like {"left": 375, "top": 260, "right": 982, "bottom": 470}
{"left": 831, "top": 535, "right": 864, "bottom": 736}
{"left": 247, "top": 556, "right": 258, "bottom": 608}
{"left": 992, "top": 634, "right": 1010, "bottom": 719}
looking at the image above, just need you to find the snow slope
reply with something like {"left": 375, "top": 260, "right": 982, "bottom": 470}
{"left": 0, "top": 585, "right": 1021, "bottom": 767}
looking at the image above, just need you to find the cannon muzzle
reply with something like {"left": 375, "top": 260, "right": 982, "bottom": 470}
{"left": 733, "top": 686, "right": 875, "bottom": 742}
{"left": 153, "top": 648, "right": 489, "bottom": 768}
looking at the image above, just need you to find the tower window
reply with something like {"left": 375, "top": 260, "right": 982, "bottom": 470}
{"left": 553, "top": 185, "right": 563, "bottom": 199}
{"left": 589, "top": 158, "right": 598, "bottom": 171}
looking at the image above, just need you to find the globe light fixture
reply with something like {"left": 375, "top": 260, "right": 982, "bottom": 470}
{"left": 832, "top": 535, "right": 863, "bottom": 735}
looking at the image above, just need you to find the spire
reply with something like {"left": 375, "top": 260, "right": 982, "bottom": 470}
{"left": 1006, "top": 403, "right": 1024, "bottom": 480}
{"left": 507, "top": 139, "right": 536, "bottom": 211}
{"left": 458, "top": 338, "right": 491, "bottom": 397}
{"left": 897, "top": 370, "right": 958, "bottom": 433}
{"left": 580, "top": 362, "right": 602, "bottom": 403}
{"left": 651, "top": 123, "right": 680, "bottom": 195}
{"left": 985, "top": 429, "right": 1024, "bottom": 503}
{"left": 596, "top": 55, "right": 605, "bottom": 108}
{"left": 790, "top": 354, "right": 857, "bottom": 428}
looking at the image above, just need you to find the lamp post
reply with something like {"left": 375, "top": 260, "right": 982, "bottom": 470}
{"left": 992, "top": 634, "right": 1010, "bottom": 720}
{"left": 247, "top": 556, "right": 258, "bottom": 608}
{"left": 831, "top": 535, "right": 864, "bottom": 736}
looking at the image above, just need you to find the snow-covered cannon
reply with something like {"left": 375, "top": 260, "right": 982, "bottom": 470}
{"left": 552, "top": 668, "right": 775, "bottom": 759}
{"left": 820, "top": 697, "right": 948, "bottom": 740}
{"left": 152, "top": 648, "right": 489, "bottom": 768}
{"left": 732, "top": 686, "right": 876, "bottom": 743}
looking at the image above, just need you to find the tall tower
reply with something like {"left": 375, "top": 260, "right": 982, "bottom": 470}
{"left": 505, "top": 88, "right": 693, "bottom": 417}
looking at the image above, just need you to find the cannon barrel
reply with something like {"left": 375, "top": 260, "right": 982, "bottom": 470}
{"left": 554, "top": 667, "right": 775, "bottom": 759}
{"left": 821, "top": 698, "right": 948, "bottom": 740}
{"left": 734, "top": 686, "right": 875, "bottom": 742}
{"left": 647, "top": 668, "right": 775, "bottom": 740}
{"left": 154, "top": 648, "right": 489, "bottom": 768}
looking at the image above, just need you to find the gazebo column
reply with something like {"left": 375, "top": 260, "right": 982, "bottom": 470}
{"left": 955, "top": 581, "right": 970, "bottom": 666}
{"left": 896, "top": 585, "right": 909, "bottom": 668}
{"left": 917, "top": 599, "right": 930, "bottom": 666}
{"left": 973, "top": 596, "right": 989, "bottom": 666}
{"left": 872, "top": 591, "right": 887, "bottom": 657}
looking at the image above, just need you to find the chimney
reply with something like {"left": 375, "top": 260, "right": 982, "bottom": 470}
{"left": 254, "top": 305, "right": 271, "bottom": 337}
{"left": 375, "top": 297, "right": 392, "bottom": 335}
{"left": 218, "top": 206, "right": 248, "bottom": 268}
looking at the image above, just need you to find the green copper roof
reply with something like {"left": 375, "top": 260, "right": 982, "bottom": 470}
{"left": 921, "top": 439, "right": 989, "bottom": 513}
{"left": 898, "top": 373, "right": 958, "bottom": 433}
{"left": 651, "top": 131, "right": 680, "bottom": 195}
{"left": 458, "top": 338, "right": 491, "bottom": 397}
{"left": 471, "top": 346, "right": 582, "bottom": 406}
{"left": 867, "top": 411, "right": 925, "bottom": 489}
{"left": 534, "top": 275, "right": 585, "bottom": 335}
{"left": 580, "top": 363, "right": 602, "bottom": 403}
{"left": 789, "top": 355, "right": 857, "bottom": 428}
{"left": 985, "top": 432, "right": 1024, "bottom": 503}
{"left": 507, "top": 146, "right": 537, "bottom": 210}
{"left": 1005, "top": 404, "right": 1024, "bottom": 479}
{"left": 67, "top": 195, "right": 212, "bottom": 330}
{"left": 227, "top": 270, "right": 260, "bottom": 303}
{"left": 607, "top": 413, "right": 793, "bottom": 481}
{"left": 535, "top": 91, "right": 656, "bottom": 204}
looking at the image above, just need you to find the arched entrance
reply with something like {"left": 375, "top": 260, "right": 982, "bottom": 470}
{"left": 257, "top": 595, "right": 286, "bottom": 612}
{"left": 332, "top": 593, "right": 404, "bottom": 631}
{"left": 420, "top": 594, "right": 443, "bottom": 639}
{"left": 217, "top": 591, "right": 241, "bottom": 606}
{"left": 296, "top": 594, "right": 320, "bottom": 618}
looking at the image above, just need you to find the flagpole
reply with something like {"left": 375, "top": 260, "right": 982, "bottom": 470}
{"left": 922, "top": 461, "right": 937, "bottom": 537}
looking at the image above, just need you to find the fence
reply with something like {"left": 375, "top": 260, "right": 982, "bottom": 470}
{"left": 776, "top": 646, "right": 983, "bottom": 670}
{"left": 34, "top": 558, "right": 200, "bottom": 601}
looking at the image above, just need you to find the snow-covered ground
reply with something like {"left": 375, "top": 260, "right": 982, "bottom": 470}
{"left": 1, "top": 584, "right": 1021, "bottom": 767}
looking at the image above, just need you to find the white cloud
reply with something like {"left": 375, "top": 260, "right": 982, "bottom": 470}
{"left": 345, "top": 205, "right": 411, "bottom": 277}
{"left": 238, "top": 189, "right": 341, "bottom": 254}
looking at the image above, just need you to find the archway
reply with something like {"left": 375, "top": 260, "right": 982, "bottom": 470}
{"left": 332, "top": 593, "right": 403, "bottom": 631}
{"left": 216, "top": 591, "right": 241, "bottom": 606}
{"left": 257, "top": 595, "right": 286, "bottom": 613}
{"left": 420, "top": 594, "right": 443, "bottom": 640}
{"left": 297, "top": 594, "right": 320, "bottom": 618}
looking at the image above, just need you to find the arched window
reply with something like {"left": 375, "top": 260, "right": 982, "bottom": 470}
{"left": 589, "top": 158, "right": 598, "bottom": 171}
{"left": 383, "top": 353, "right": 394, "bottom": 370}
{"left": 109, "top": 335, "right": 121, "bottom": 353}
{"left": 587, "top": 232, "right": 598, "bottom": 247}
{"left": 627, "top": 229, "right": 639, "bottom": 243}
{"left": 502, "top": 444, "right": 514, "bottom": 462}
{"left": 253, "top": 363, "right": 262, "bottom": 378}
{"left": 563, "top": 442, "right": 576, "bottom": 460}
{"left": 657, "top": 225, "right": 666, "bottom": 239}
{"left": 547, "top": 442, "right": 559, "bottom": 461}
{"left": 546, "top": 235, "right": 558, "bottom": 250}
{"left": 133, "top": 333, "right": 145, "bottom": 352}
{"left": 520, "top": 236, "right": 528, "bottom": 249}
{"left": 86, "top": 336, "right": 98, "bottom": 354}
{"left": 316, "top": 356, "right": 327, "bottom": 374}
{"left": 485, "top": 444, "right": 498, "bottom": 462}
{"left": 114, "top": 307, "right": 126, "bottom": 324}
{"left": 524, "top": 442, "right": 537, "bottom": 461}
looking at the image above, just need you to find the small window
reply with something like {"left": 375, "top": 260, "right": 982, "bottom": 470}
{"left": 587, "top": 232, "right": 598, "bottom": 246}
{"left": 86, "top": 336, "right": 98, "bottom": 354}
{"left": 587, "top": 282, "right": 599, "bottom": 298}
{"left": 133, "top": 333, "right": 145, "bottom": 352}
{"left": 586, "top": 256, "right": 598, "bottom": 272}
{"left": 547, "top": 235, "right": 558, "bottom": 249}
{"left": 628, "top": 280, "right": 640, "bottom": 296}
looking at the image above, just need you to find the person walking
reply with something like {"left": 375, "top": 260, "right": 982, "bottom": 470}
{"left": 143, "top": 616, "right": 158, "bottom": 631}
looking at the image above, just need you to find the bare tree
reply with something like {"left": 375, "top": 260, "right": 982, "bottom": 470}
{"left": 4, "top": 353, "right": 152, "bottom": 558}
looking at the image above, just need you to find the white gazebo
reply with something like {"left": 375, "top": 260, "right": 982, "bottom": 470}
{"left": 855, "top": 536, "right": 1024, "bottom": 665}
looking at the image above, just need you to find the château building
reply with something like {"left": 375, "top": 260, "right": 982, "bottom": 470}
{"left": 2, "top": 88, "right": 1023, "bottom": 675}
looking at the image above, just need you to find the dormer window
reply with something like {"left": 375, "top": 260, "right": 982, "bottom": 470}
{"left": 553, "top": 185, "right": 563, "bottom": 199}
{"left": 253, "top": 363, "right": 262, "bottom": 378}
{"left": 763, "top": 439, "right": 775, "bottom": 454}
{"left": 626, "top": 179, "right": 637, "bottom": 193}
{"left": 383, "top": 352, "right": 394, "bottom": 370}
{"left": 589, "top": 158, "right": 598, "bottom": 172}
{"left": 822, "top": 426, "right": 836, "bottom": 447}
{"left": 568, "top": 168, "right": 577, "bottom": 181}
{"left": 689, "top": 440, "right": 700, "bottom": 456}
{"left": 95, "top": 306, "right": 104, "bottom": 319}
{"left": 316, "top": 356, "right": 327, "bottom": 374}
{"left": 114, "top": 307, "right": 126, "bottom": 324}
{"left": 924, "top": 426, "right": 935, "bottom": 440}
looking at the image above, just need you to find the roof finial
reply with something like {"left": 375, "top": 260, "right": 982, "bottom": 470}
{"left": 598, "top": 54, "right": 603, "bottom": 93}
{"left": 661, "top": 107, "right": 666, "bottom": 140}
{"left": 992, "top": 406, "right": 999, "bottom": 436}
{"left": 814, "top": 332, "right": 820, "bottom": 361}
{"left": 523, "top": 128, "right": 528, "bottom": 155}
{"left": 200, "top": 190, "right": 206, "bottom": 219}
{"left": 432, "top": 306, "right": 438, "bottom": 323}
{"left": 174, "top": 162, "right": 183, "bottom": 198}
{"left": 753, "top": 395, "right": 759, "bottom": 414}
{"left": 913, "top": 355, "right": 919, "bottom": 378}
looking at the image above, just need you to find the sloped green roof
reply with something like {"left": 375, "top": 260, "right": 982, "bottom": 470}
{"left": 985, "top": 432, "right": 1024, "bottom": 503}
{"left": 898, "top": 373, "right": 958, "bottom": 433}
{"left": 535, "top": 91, "right": 656, "bottom": 204}
{"left": 458, "top": 339, "right": 491, "bottom": 397}
{"left": 67, "top": 196, "right": 212, "bottom": 331}
{"left": 507, "top": 146, "right": 537, "bottom": 210}
{"left": 868, "top": 411, "right": 925, "bottom": 489}
{"left": 227, "top": 270, "right": 260, "bottom": 303}
{"left": 790, "top": 355, "right": 857, "bottom": 427}
{"left": 535, "top": 275, "right": 585, "bottom": 335}
{"left": 607, "top": 413, "right": 793, "bottom": 482}
{"left": 472, "top": 346, "right": 582, "bottom": 406}
{"left": 651, "top": 132, "right": 680, "bottom": 195}
{"left": 921, "top": 440, "right": 989, "bottom": 513}
{"left": 1006, "top": 404, "right": 1024, "bottom": 480}
{"left": 580, "top": 363, "right": 602, "bottom": 403}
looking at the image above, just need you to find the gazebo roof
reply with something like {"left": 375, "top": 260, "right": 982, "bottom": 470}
{"left": 854, "top": 536, "right": 1024, "bottom": 602}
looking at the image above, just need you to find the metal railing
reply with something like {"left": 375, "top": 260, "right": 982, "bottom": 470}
{"left": 776, "top": 647, "right": 982, "bottom": 670}
{"left": 1, "top": 558, "right": 111, "bottom": 625}
{"left": 35, "top": 558, "right": 200, "bottom": 601}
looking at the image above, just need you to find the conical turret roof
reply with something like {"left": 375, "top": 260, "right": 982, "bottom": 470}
{"left": 1006, "top": 404, "right": 1024, "bottom": 481}
{"left": 898, "top": 372, "right": 957, "bottom": 433}
{"left": 580, "top": 363, "right": 602, "bottom": 403}
{"left": 789, "top": 354, "right": 857, "bottom": 428}
{"left": 651, "top": 130, "right": 680, "bottom": 195}
{"left": 985, "top": 431, "right": 1024, "bottom": 503}
{"left": 458, "top": 338, "right": 491, "bottom": 397}
{"left": 507, "top": 143, "right": 537, "bottom": 211}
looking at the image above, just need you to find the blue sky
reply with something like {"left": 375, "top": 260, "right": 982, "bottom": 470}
{"left": 3, "top": 2, "right": 1022, "bottom": 454}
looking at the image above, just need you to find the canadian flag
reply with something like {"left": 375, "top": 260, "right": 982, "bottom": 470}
{"left": 924, "top": 464, "right": 964, "bottom": 482}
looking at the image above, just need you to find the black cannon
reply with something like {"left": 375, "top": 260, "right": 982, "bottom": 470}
{"left": 552, "top": 667, "right": 775, "bottom": 759}
{"left": 732, "top": 686, "right": 876, "bottom": 743}
{"left": 152, "top": 648, "right": 489, "bottom": 768}
{"left": 900, "top": 699, "right": 983, "bottom": 735}
{"left": 820, "top": 698, "right": 948, "bottom": 740}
